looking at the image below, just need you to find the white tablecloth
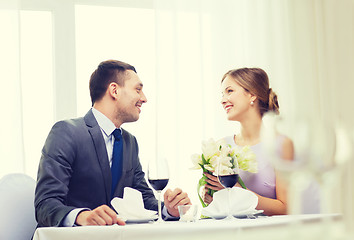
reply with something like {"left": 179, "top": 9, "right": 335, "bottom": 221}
{"left": 33, "top": 214, "right": 345, "bottom": 240}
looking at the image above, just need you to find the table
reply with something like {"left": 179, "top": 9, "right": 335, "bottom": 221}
{"left": 33, "top": 214, "right": 348, "bottom": 240}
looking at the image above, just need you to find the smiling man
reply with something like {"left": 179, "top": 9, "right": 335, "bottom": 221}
{"left": 35, "top": 60, "right": 191, "bottom": 227}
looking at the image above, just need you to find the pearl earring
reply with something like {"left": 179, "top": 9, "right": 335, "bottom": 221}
{"left": 250, "top": 101, "right": 254, "bottom": 106}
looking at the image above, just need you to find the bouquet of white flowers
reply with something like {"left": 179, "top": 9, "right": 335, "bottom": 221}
{"left": 191, "top": 138, "right": 257, "bottom": 207}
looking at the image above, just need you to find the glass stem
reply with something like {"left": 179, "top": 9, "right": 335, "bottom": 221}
{"left": 228, "top": 188, "right": 232, "bottom": 218}
{"left": 158, "top": 190, "right": 162, "bottom": 220}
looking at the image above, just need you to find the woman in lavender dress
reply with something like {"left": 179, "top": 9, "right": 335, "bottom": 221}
{"left": 203, "top": 68, "right": 294, "bottom": 216}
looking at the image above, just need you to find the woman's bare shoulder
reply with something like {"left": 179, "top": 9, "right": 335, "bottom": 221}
{"left": 278, "top": 135, "right": 294, "bottom": 161}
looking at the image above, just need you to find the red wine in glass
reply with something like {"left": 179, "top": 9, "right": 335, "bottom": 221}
{"left": 148, "top": 179, "right": 169, "bottom": 191}
{"left": 217, "top": 155, "right": 240, "bottom": 220}
{"left": 148, "top": 157, "right": 169, "bottom": 223}
{"left": 218, "top": 174, "right": 239, "bottom": 188}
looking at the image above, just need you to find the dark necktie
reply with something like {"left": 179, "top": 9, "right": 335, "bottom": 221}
{"left": 111, "top": 129, "right": 123, "bottom": 199}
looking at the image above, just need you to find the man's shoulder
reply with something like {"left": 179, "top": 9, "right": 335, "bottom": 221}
{"left": 52, "top": 109, "right": 95, "bottom": 128}
{"left": 48, "top": 116, "right": 91, "bottom": 140}
{"left": 53, "top": 116, "right": 85, "bottom": 129}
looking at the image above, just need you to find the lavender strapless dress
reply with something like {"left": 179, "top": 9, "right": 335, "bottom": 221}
{"left": 223, "top": 136, "right": 280, "bottom": 199}
{"left": 223, "top": 135, "right": 320, "bottom": 213}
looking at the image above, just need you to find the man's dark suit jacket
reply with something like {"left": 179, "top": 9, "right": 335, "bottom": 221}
{"left": 35, "top": 110, "right": 158, "bottom": 227}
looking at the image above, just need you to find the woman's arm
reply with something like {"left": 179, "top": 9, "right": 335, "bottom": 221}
{"left": 254, "top": 136, "right": 294, "bottom": 215}
{"left": 203, "top": 172, "right": 287, "bottom": 215}
{"left": 252, "top": 173, "right": 287, "bottom": 215}
{"left": 203, "top": 137, "right": 294, "bottom": 215}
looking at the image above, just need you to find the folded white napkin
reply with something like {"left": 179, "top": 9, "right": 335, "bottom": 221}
{"left": 201, "top": 187, "right": 258, "bottom": 217}
{"left": 111, "top": 187, "right": 157, "bottom": 220}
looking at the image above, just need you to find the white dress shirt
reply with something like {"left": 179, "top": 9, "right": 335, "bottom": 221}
{"left": 92, "top": 107, "right": 120, "bottom": 168}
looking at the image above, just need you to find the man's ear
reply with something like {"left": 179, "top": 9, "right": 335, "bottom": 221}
{"left": 108, "top": 82, "right": 119, "bottom": 99}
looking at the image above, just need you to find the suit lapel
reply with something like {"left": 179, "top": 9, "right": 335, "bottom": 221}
{"left": 120, "top": 129, "right": 132, "bottom": 172}
{"left": 84, "top": 110, "right": 112, "bottom": 203}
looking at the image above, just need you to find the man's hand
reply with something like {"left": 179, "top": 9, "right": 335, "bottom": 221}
{"left": 163, "top": 188, "right": 191, "bottom": 217}
{"left": 75, "top": 205, "right": 126, "bottom": 226}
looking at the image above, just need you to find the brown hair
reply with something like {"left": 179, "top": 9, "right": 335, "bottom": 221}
{"left": 222, "top": 68, "right": 279, "bottom": 116}
{"left": 89, "top": 60, "right": 136, "bottom": 105}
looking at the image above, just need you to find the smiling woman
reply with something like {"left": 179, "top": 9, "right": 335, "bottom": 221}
{"left": 203, "top": 67, "right": 293, "bottom": 216}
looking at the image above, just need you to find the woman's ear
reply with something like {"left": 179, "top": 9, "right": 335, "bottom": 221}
{"left": 250, "top": 95, "right": 257, "bottom": 103}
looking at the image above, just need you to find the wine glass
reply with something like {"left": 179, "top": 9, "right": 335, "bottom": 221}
{"left": 147, "top": 157, "right": 169, "bottom": 223}
{"left": 217, "top": 156, "right": 239, "bottom": 220}
{"left": 261, "top": 113, "right": 313, "bottom": 214}
{"left": 261, "top": 113, "right": 339, "bottom": 215}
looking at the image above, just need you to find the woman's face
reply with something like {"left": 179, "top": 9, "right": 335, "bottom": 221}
{"left": 221, "top": 75, "right": 254, "bottom": 121}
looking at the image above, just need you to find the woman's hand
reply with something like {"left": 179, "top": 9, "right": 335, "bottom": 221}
{"left": 202, "top": 172, "right": 224, "bottom": 205}
{"left": 204, "top": 172, "right": 224, "bottom": 191}
{"left": 202, "top": 172, "right": 244, "bottom": 205}
{"left": 203, "top": 190, "right": 213, "bottom": 205}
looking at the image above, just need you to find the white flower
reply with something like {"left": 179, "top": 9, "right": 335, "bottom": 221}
{"left": 208, "top": 155, "right": 218, "bottom": 171}
{"left": 192, "top": 138, "right": 258, "bottom": 174}
{"left": 216, "top": 139, "right": 227, "bottom": 149}
{"left": 201, "top": 138, "right": 226, "bottom": 160}
{"left": 234, "top": 146, "right": 258, "bottom": 173}
{"left": 219, "top": 144, "right": 231, "bottom": 158}
{"left": 201, "top": 138, "right": 219, "bottom": 159}
{"left": 190, "top": 153, "right": 202, "bottom": 170}
{"left": 215, "top": 155, "right": 234, "bottom": 175}
{"left": 215, "top": 163, "right": 234, "bottom": 175}
{"left": 218, "top": 155, "right": 233, "bottom": 168}
{"left": 192, "top": 138, "right": 258, "bottom": 207}
{"left": 204, "top": 165, "right": 214, "bottom": 172}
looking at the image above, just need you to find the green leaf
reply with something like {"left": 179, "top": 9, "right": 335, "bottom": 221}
{"left": 199, "top": 177, "right": 207, "bottom": 186}
{"left": 198, "top": 193, "right": 207, "bottom": 208}
{"left": 208, "top": 188, "right": 217, "bottom": 197}
{"left": 201, "top": 154, "right": 207, "bottom": 164}
{"left": 197, "top": 179, "right": 207, "bottom": 208}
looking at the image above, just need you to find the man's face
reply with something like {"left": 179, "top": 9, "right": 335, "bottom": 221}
{"left": 115, "top": 70, "right": 147, "bottom": 124}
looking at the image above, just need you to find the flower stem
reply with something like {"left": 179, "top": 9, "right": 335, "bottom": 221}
{"left": 238, "top": 177, "right": 247, "bottom": 189}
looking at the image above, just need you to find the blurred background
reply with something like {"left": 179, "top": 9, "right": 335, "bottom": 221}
{"left": 1, "top": 0, "right": 353, "bottom": 232}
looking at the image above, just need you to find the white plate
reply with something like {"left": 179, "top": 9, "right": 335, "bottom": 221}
{"left": 234, "top": 209, "right": 264, "bottom": 218}
{"left": 125, "top": 216, "right": 158, "bottom": 224}
{"left": 210, "top": 210, "right": 264, "bottom": 220}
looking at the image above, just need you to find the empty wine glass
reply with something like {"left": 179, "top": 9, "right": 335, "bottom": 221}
{"left": 147, "top": 157, "right": 169, "bottom": 223}
{"left": 217, "top": 155, "right": 239, "bottom": 220}
{"left": 261, "top": 113, "right": 313, "bottom": 214}
{"left": 307, "top": 119, "right": 337, "bottom": 214}
{"left": 261, "top": 113, "right": 339, "bottom": 215}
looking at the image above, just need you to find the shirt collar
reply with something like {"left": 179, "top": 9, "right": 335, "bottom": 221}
{"left": 92, "top": 107, "right": 121, "bottom": 137}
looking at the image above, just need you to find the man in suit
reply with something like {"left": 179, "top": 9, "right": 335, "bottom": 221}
{"left": 35, "top": 60, "right": 191, "bottom": 227}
